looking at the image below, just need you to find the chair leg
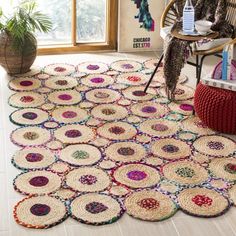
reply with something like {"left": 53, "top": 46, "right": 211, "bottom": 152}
{"left": 196, "top": 55, "right": 207, "bottom": 86}
{"left": 196, "top": 55, "right": 199, "bottom": 79}
{"left": 144, "top": 53, "right": 164, "bottom": 93}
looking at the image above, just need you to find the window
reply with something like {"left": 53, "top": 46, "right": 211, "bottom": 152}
{"left": 0, "top": 0, "right": 118, "bottom": 54}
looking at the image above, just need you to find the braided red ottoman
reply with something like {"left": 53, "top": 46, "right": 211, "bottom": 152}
{"left": 194, "top": 82, "right": 236, "bottom": 134}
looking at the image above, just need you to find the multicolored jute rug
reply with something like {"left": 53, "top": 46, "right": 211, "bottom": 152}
{"left": 8, "top": 59, "right": 236, "bottom": 229}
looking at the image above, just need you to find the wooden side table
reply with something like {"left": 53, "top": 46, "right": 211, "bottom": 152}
{"left": 144, "top": 27, "right": 219, "bottom": 92}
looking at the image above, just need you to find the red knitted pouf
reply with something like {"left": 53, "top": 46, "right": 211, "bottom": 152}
{"left": 194, "top": 82, "right": 236, "bottom": 134}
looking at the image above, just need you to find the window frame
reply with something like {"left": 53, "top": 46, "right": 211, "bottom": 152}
{"left": 38, "top": 0, "right": 118, "bottom": 55}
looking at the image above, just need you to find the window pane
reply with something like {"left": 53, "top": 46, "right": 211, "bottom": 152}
{"left": 36, "top": 0, "right": 72, "bottom": 45}
{"left": 77, "top": 0, "right": 107, "bottom": 43}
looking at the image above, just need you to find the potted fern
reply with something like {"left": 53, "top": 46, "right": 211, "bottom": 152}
{"left": 0, "top": 1, "right": 52, "bottom": 75}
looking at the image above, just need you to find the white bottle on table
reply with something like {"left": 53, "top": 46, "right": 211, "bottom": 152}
{"left": 183, "top": 0, "right": 195, "bottom": 33}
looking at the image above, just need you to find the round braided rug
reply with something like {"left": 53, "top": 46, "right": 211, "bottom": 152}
{"left": 59, "top": 144, "right": 102, "bottom": 166}
{"left": 112, "top": 163, "right": 160, "bottom": 189}
{"left": 109, "top": 185, "right": 130, "bottom": 197}
{"left": 10, "top": 108, "right": 49, "bottom": 126}
{"left": 53, "top": 188, "right": 76, "bottom": 200}
{"left": 77, "top": 62, "right": 109, "bottom": 74}
{"left": 97, "top": 121, "right": 137, "bottom": 141}
{"left": 65, "top": 167, "right": 111, "bottom": 192}
{"left": 168, "top": 101, "right": 194, "bottom": 116}
{"left": 193, "top": 135, "right": 236, "bottom": 157}
{"left": 116, "top": 72, "right": 148, "bottom": 86}
{"left": 12, "top": 147, "right": 56, "bottom": 171}
{"left": 85, "top": 88, "right": 121, "bottom": 104}
{"left": 54, "top": 124, "right": 95, "bottom": 144}
{"left": 70, "top": 193, "right": 124, "bottom": 225}
{"left": 44, "top": 63, "right": 76, "bottom": 76}
{"left": 91, "top": 104, "right": 128, "bottom": 121}
{"left": 125, "top": 190, "right": 178, "bottom": 221}
{"left": 139, "top": 119, "right": 180, "bottom": 137}
{"left": 9, "top": 77, "right": 41, "bottom": 91}
{"left": 13, "top": 195, "right": 68, "bottom": 229}
{"left": 41, "top": 103, "right": 56, "bottom": 111}
{"left": 105, "top": 142, "right": 147, "bottom": 163}
{"left": 14, "top": 170, "right": 62, "bottom": 195}
{"left": 165, "top": 112, "right": 184, "bottom": 122}
{"left": 144, "top": 58, "right": 163, "bottom": 70}
{"left": 11, "top": 126, "right": 51, "bottom": 147}
{"left": 81, "top": 74, "right": 114, "bottom": 87}
{"left": 36, "top": 73, "right": 50, "bottom": 80}
{"left": 99, "top": 160, "right": 117, "bottom": 170}
{"left": 151, "top": 138, "right": 191, "bottom": 160}
{"left": 178, "top": 187, "right": 230, "bottom": 217}
{"left": 52, "top": 106, "right": 89, "bottom": 124}
{"left": 162, "top": 160, "right": 209, "bottom": 185}
{"left": 182, "top": 117, "right": 215, "bottom": 135}
{"left": 176, "top": 131, "right": 197, "bottom": 142}
{"left": 122, "top": 86, "right": 156, "bottom": 101}
{"left": 48, "top": 90, "right": 82, "bottom": 106}
{"left": 208, "top": 158, "right": 236, "bottom": 181}
{"left": 110, "top": 60, "right": 143, "bottom": 72}
{"left": 131, "top": 101, "right": 169, "bottom": 118}
{"left": 160, "top": 85, "right": 194, "bottom": 101}
{"left": 45, "top": 76, "right": 78, "bottom": 90}
{"left": 9, "top": 92, "right": 46, "bottom": 108}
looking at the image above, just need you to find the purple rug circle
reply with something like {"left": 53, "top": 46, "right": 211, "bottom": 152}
{"left": 90, "top": 77, "right": 105, "bottom": 83}
{"left": 87, "top": 65, "right": 100, "bottom": 70}
{"left": 85, "top": 201, "right": 108, "bottom": 214}
{"left": 117, "top": 147, "right": 135, "bottom": 156}
{"left": 30, "top": 204, "right": 51, "bottom": 216}
{"left": 65, "top": 129, "right": 82, "bottom": 138}
{"left": 58, "top": 94, "right": 72, "bottom": 101}
{"left": 29, "top": 176, "right": 49, "bottom": 187}
{"left": 79, "top": 175, "right": 97, "bottom": 185}
{"left": 132, "top": 90, "right": 147, "bottom": 97}
{"left": 179, "top": 104, "right": 194, "bottom": 111}
{"left": 62, "top": 111, "right": 77, "bottom": 118}
{"left": 22, "top": 112, "right": 38, "bottom": 120}
{"left": 25, "top": 153, "right": 44, "bottom": 162}
{"left": 141, "top": 106, "right": 157, "bottom": 113}
{"left": 19, "top": 80, "right": 33, "bottom": 87}
{"left": 127, "top": 170, "right": 147, "bottom": 181}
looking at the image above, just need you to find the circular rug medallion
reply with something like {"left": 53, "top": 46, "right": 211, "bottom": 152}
{"left": 37, "top": 87, "right": 52, "bottom": 94}
{"left": 11, "top": 126, "right": 51, "bottom": 147}
{"left": 41, "top": 103, "right": 56, "bottom": 111}
{"left": 126, "top": 115, "right": 142, "bottom": 124}
{"left": 54, "top": 124, "right": 95, "bottom": 144}
{"left": 36, "top": 73, "right": 50, "bottom": 80}
{"left": 117, "top": 98, "right": 132, "bottom": 106}
{"left": 65, "top": 167, "right": 111, "bottom": 192}
{"left": 178, "top": 187, "right": 230, "bottom": 217}
{"left": 92, "top": 137, "right": 110, "bottom": 147}
{"left": 99, "top": 160, "right": 117, "bottom": 170}
{"left": 52, "top": 106, "right": 89, "bottom": 124}
{"left": 182, "top": 117, "right": 215, "bottom": 135}
{"left": 97, "top": 122, "right": 137, "bottom": 141}
{"left": 125, "top": 190, "right": 177, "bottom": 221}
{"left": 135, "top": 134, "right": 152, "bottom": 144}
{"left": 48, "top": 90, "right": 82, "bottom": 106}
{"left": 109, "top": 185, "right": 130, "bottom": 197}
{"left": 53, "top": 188, "right": 76, "bottom": 200}
{"left": 191, "top": 152, "right": 210, "bottom": 164}
{"left": 209, "top": 179, "right": 229, "bottom": 190}
{"left": 162, "top": 160, "right": 209, "bottom": 185}
{"left": 12, "top": 147, "right": 56, "bottom": 171}
{"left": 228, "top": 185, "right": 236, "bottom": 205}
{"left": 9, "top": 92, "right": 46, "bottom": 108}
{"left": 176, "top": 131, "right": 197, "bottom": 142}
{"left": 208, "top": 158, "right": 236, "bottom": 181}
{"left": 79, "top": 101, "right": 95, "bottom": 109}
{"left": 43, "top": 121, "right": 60, "bottom": 129}
{"left": 139, "top": 119, "right": 180, "bottom": 137}
{"left": 165, "top": 112, "right": 184, "bottom": 122}
{"left": 48, "top": 162, "right": 71, "bottom": 174}
{"left": 160, "top": 85, "right": 194, "bottom": 101}
{"left": 131, "top": 102, "right": 169, "bottom": 118}
{"left": 44, "top": 63, "right": 76, "bottom": 76}
{"left": 105, "top": 142, "right": 147, "bottom": 163}
{"left": 70, "top": 193, "right": 123, "bottom": 225}
{"left": 86, "top": 118, "right": 102, "bottom": 127}
{"left": 81, "top": 74, "right": 114, "bottom": 87}
{"left": 75, "top": 85, "right": 90, "bottom": 92}
{"left": 45, "top": 76, "right": 78, "bottom": 90}
{"left": 14, "top": 170, "right": 62, "bottom": 195}
{"left": 112, "top": 163, "right": 160, "bottom": 189}
{"left": 144, "top": 58, "right": 163, "bottom": 70}
{"left": 168, "top": 101, "right": 194, "bottom": 116}
{"left": 193, "top": 135, "right": 236, "bottom": 157}
{"left": 111, "top": 83, "right": 129, "bottom": 90}
{"left": 9, "top": 77, "right": 41, "bottom": 91}
{"left": 106, "top": 70, "right": 120, "bottom": 76}
{"left": 116, "top": 72, "right": 148, "bottom": 86}
{"left": 91, "top": 104, "right": 128, "bottom": 121}
{"left": 151, "top": 138, "right": 191, "bottom": 160}
{"left": 77, "top": 62, "right": 109, "bottom": 74}
{"left": 85, "top": 88, "right": 121, "bottom": 104}
{"left": 159, "top": 181, "right": 179, "bottom": 194}
{"left": 13, "top": 195, "right": 68, "bottom": 229}
{"left": 145, "top": 157, "right": 163, "bottom": 166}
{"left": 110, "top": 60, "right": 143, "bottom": 73}
{"left": 45, "top": 140, "right": 64, "bottom": 150}
{"left": 122, "top": 86, "right": 156, "bottom": 101}
{"left": 10, "top": 108, "right": 49, "bottom": 126}
{"left": 60, "top": 144, "right": 102, "bottom": 166}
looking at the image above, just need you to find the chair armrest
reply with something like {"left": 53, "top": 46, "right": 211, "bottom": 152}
{"left": 161, "top": 0, "right": 177, "bottom": 28}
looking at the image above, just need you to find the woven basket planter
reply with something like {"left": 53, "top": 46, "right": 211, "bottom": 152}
{"left": 0, "top": 32, "right": 37, "bottom": 75}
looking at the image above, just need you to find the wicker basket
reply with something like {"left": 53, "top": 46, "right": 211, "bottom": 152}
{"left": 0, "top": 32, "right": 37, "bottom": 75}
